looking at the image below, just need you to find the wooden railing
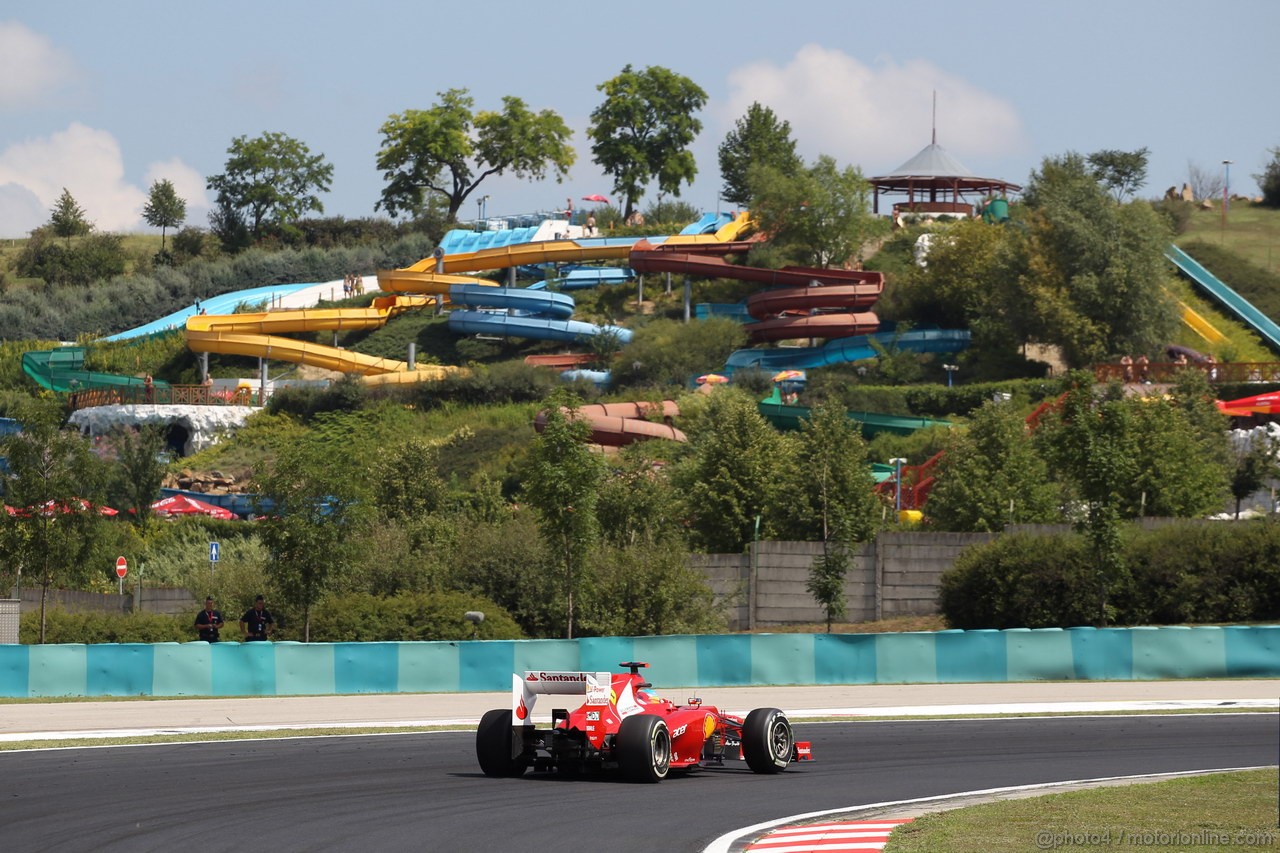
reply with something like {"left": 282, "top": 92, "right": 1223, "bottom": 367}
{"left": 68, "top": 385, "right": 260, "bottom": 412}
{"left": 1094, "top": 362, "right": 1280, "bottom": 385}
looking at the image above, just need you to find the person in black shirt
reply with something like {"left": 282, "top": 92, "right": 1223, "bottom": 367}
{"left": 240, "top": 595, "right": 275, "bottom": 641}
{"left": 194, "top": 597, "right": 224, "bottom": 642}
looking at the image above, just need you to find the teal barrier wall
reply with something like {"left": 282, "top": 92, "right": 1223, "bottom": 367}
{"left": 0, "top": 626, "right": 1276, "bottom": 698}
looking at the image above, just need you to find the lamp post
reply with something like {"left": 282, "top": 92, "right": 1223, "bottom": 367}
{"left": 889, "top": 457, "right": 907, "bottom": 517}
{"left": 943, "top": 363, "right": 958, "bottom": 387}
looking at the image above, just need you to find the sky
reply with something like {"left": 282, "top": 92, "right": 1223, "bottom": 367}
{"left": 1, "top": 0, "right": 1276, "bottom": 238}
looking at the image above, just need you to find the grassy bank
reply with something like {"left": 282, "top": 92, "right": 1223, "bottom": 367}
{"left": 887, "top": 769, "right": 1277, "bottom": 852}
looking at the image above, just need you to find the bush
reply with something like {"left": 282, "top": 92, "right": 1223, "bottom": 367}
{"left": 939, "top": 532, "right": 1098, "bottom": 629}
{"left": 0, "top": 233, "right": 441, "bottom": 341}
{"left": 20, "top": 609, "right": 190, "bottom": 644}
{"left": 304, "top": 590, "right": 524, "bottom": 642}
{"left": 1151, "top": 198, "right": 1195, "bottom": 235}
{"left": 1123, "top": 521, "right": 1280, "bottom": 624}
{"left": 940, "top": 521, "right": 1280, "bottom": 629}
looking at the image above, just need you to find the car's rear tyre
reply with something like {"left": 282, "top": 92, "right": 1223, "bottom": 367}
{"left": 476, "top": 709, "right": 528, "bottom": 777}
{"left": 616, "top": 714, "right": 671, "bottom": 782}
{"left": 742, "top": 707, "right": 793, "bottom": 774}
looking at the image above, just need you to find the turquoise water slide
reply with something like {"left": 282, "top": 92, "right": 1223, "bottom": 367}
{"left": 725, "top": 328, "right": 971, "bottom": 371}
{"left": 1165, "top": 244, "right": 1280, "bottom": 352}
{"left": 758, "top": 387, "right": 953, "bottom": 437}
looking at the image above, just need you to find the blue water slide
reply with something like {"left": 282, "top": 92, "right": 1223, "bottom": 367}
{"left": 696, "top": 303, "right": 753, "bottom": 322}
{"left": 102, "top": 283, "right": 319, "bottom": 342}
{"left": 447, "top": 311, "right": 633, "bottom": 344}
{"left": 725, "top": 329, "right": 970, "bottom": 370}
{"left": 1165, "top": 244, "right": 1280, "bottom": 353}
{"left": 447, "top": 284, "right": 575, "bottom": 319}
{"left": 560, "top": 267, "right": 635, "bottom": 289}
{"left": 439, "top": 226, "right": 542, "bottom": 253}
{"left": 679, "top": 212, "right": 732, "bottom": 235}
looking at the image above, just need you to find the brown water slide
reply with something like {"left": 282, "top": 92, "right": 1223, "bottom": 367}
{"left": 534, "top": 401, "right": 685, "bottom": 447}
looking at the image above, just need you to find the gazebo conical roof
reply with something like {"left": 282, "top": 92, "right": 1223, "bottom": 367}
{"left": 869, "top": 141, "right": 1020, "bottom": 215}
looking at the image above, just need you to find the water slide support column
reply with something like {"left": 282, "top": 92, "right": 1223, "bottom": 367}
{"left": 683, "top": 277, "right": 692, "bottom": 323}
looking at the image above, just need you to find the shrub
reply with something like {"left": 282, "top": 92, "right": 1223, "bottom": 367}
{"left": 304, "top": 590, "right": 523, "bottom": 642}
{"left": 1124, "top": 521, "right": 1280, "bottom": 624}
{"left": 20, "top": 609, "right": 190, "bottom": 644}
{"left": 938, "top": 532, "right": 1097, "bottom": 629}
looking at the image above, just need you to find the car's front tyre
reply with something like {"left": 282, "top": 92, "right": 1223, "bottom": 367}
{"left": 742, "top": 707, "right": 793, "bottom": 774}
{"left": 616, "top": 714, "right": 671, "bottom": 782}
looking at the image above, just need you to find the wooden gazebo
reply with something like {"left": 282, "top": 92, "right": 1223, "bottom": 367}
{"left": 869, "top": 134, "right": 1020, "bottom": 221}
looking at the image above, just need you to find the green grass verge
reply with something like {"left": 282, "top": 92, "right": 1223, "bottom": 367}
{"left": 1181, "top": 202, "right": 1280, "bottom": 275}
{"left": 885, "top": 769, "right": 1278, "bottom": 852}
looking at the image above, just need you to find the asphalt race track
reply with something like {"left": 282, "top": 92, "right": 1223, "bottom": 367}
{"left": 1, "top": 714, "right": 1274, "bottom": 853}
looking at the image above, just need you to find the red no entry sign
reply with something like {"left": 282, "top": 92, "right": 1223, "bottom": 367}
{"left": 115, "top": 556, "right": 128, "bottom": 579}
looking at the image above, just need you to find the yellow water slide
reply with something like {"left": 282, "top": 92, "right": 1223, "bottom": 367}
{"left": 1177, "top": 300, "right": 1227, "bottom": 344}
{"left": 185, "top": 295, "right": 465, "bottom": 381}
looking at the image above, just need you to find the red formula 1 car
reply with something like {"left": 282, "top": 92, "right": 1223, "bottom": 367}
{"left": 475, "top": 662, "right": 812, "bottom": 782}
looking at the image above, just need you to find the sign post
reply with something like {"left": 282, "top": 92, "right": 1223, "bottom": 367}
{"left": 115, "top": 556, "right": 128, "bottom": 596}
{"left": 209, "top": 541, "right": 220, "bottom": 581}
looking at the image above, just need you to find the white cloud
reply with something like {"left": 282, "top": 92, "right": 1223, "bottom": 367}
{"left": 0, "top": 123, "right": 207, "bottom": 237}
{"left": 0, "top": 21, "right": 77, "bottom": 110}
{"left": 0, "top": 183, "right": 45, "bottom": 238}
{"left": 720, "top": 45, "right": 1027, "bottom": 175}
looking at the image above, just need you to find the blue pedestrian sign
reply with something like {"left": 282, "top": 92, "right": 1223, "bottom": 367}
{"left": 209, "top": 542, "right": 220, "bottom": 563}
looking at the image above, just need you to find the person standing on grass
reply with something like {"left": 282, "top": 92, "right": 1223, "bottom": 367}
{"left": 194, "top": 597, "right": 224, "bottom": 643}
{"left": 240, "top": 595, "right": 275, "bottom": 641}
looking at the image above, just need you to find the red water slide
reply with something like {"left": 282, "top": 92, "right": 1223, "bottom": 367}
{"left": 628, "top": 241, "right": 885, "bottom": 341}
{"left": 534, "top": 401, "right": 685, "bottom": 447}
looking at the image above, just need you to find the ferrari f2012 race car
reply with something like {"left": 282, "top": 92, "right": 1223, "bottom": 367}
{"left": 476, "top": 662, "right": 812, "bottom": 782}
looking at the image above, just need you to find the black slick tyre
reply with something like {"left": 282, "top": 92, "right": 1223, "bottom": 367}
{"left": 476, "top": 708, "right": 528, "bottom": 777}
{"left": 742, "top": 707, "right": 793, "bottom": 774}
{"left": 616, "top": 714, "right": 671, "bottom": 782}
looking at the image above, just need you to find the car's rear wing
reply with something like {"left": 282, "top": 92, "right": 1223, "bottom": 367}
{"left": 512, "top": 670, "right": 611, "bottom": 726}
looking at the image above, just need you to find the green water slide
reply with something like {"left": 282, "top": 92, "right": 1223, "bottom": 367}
{"left": 758, "top": 387, "right": 954, "bottom": 437}
{"left": 22, "top": 347, "right": 169, "bottom": 394}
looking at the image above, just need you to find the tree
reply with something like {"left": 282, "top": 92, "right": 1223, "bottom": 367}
{"left": 1255, "top": 146, "right": 1280, "bottom": 208}
{"left": 773, "top": 405, "right": 879, "bottom": 631}
{"left": 673, "top": 392, "right": 794, "bottom": 553}
{"left": 206, "top": 132, "right": 333, "bottom": 242}
{"left": 1087, "top": 147, "right": 1149, "bottom": 201}
{"left": 1035, "top": 377, "right": 1136, "bottom": 625}
{"left": 142, "top": 179, "right": 186, "bottom": 253}
{"left": 1187, "top": 160, "right": 1224, "bottom": 202}
{"left": 376, "top": 89, "right": 574, "bottom": 222}
{"left": 747, "top": 154, "right": 889, "bottom": 268}
{"left": 251, "top": 441, "right": 369, "bottom": 642}
{"left": 110, "top": 425, "right": 167, "bottom": 530}
{"left": 521, "top": 392, "right": 605, "bottom": 638}
{"left": 718, "top": 102, "right": 801, "bottom": 207}
{"left": 0, "top": 401, "right": 109, "bottom": 642}
{"left": 48, "top": 188, "right": 90, "bottom": 244}
{"left": 1230, "top": 437, "right": 1277, "bottom": 519}
{"left": 588, "top": 65, "right": 707, "bottom": 219}
{"left": 1019, "top": 153, "right": 1178, "bottom": 366}
{"left": 927, "top": 400, "right": 1061, "bottom": 532}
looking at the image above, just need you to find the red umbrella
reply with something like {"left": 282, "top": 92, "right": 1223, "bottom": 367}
{"left": 581, "top": 194, "right": 609, "bottom": 203}
{"left": 151, "top": 494, "right": 236, "bottom": 520}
